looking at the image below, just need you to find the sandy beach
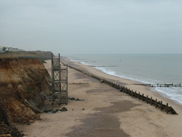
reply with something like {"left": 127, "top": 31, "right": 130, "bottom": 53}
{"left": 17, "top": 58, "right": 182, "bottom": 137}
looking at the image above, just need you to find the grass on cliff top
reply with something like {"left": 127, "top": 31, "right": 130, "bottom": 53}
{"left": 0, "top": 51, "right": 39, "bottom": 59}
{"left": 0, "top": 51, "right": 52, "bottom": 59}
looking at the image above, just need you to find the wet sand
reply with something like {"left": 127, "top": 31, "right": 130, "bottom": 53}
{"left": 17, "top": 59, "right": 182, "bottom": 137}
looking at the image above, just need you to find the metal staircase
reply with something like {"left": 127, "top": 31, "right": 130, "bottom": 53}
{"left": 60, "top": 65, "right": 68, "bottom": 104}
{"left": 51, "top": 53, "right": 68, "bottom": 105}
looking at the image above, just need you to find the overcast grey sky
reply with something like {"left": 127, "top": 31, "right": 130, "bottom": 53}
{"left": 0, "top": 0, "right": 182, "bottom": 54}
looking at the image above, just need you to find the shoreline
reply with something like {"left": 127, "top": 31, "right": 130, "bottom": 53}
{"left": 61, "top": 56, "right": 182, "bottom": 112}
{"left": 94, "top": 65, "right": 182, "bottom": 106}
{"left": 68, "top": 55, "right": 182, "bottom": 106}
{"left": 17, "top": 58, "right": 182, "bottom": 137}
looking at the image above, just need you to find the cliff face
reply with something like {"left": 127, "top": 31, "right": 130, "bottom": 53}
{"left": 0, "top": 58, "right": 51, "bottom": 125}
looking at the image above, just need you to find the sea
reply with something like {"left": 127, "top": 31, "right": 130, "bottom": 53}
{"left": 64, "top": 54, "right": 182, "bottom": 105}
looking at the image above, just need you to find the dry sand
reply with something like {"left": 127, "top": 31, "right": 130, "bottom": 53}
{"left": 17, "top": 59, "right": 182, "bottom": 137}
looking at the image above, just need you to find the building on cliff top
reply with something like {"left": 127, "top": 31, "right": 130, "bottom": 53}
{"left": 0, "top": 46, "right": 5, "bottom": 53}
{"left": 0, "top": 46, "right": 23, "bottom": 53}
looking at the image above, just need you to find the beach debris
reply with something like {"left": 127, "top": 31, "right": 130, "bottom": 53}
{"left": 44, "top": 107, "right": 50, "bottom": 113}
{"left": 76, "top": 98, "right": 81, "bottom": 101}
{"left": 52, "top": 109, "right": 57, "bottom": 113}
{"left": 68, "top": 97, "right": 76, "bottom": 100}
{"left": 60, "top": 107, "right": 67, "bottom": 112}
{"left": 0, "top": 121, "right": 24, "bottom": 137}
{"left": 44, "top": 107, "right": 53, "bottom": 113}
{"left": 68, "top": 97, "right": 85, "bottom": 101}
{"left": 46, "top": 107, "right": 68, "bottom": 114}
{"left": 69, "top": 82, "right": 89, "bottom": 85}
{"left": 77, "top": 98, "right": 85, "bottom": 101}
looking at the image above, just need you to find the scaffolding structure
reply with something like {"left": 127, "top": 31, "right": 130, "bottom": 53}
{"left": 51, "top": 53, "right": 68, "bottom": 105}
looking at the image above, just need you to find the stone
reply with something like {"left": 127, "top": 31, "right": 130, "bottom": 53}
{"left": 52, "top": 110, "right": 57, "bottom": 113}
{"left": 60, "top": 107, "right": 67, "bottom": 111}
{"left": 44, "top": 107, "right": 49, "bottom": 113}
{"left": 76, "top": 98, "right": 81, "bottom": 101}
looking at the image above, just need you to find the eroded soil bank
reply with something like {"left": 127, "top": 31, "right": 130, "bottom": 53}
{"left": 0, "top": 58, "right": 51, "bottom": 136}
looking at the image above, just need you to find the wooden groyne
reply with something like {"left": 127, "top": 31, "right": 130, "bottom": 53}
{"left": 98, "top": 79, "right": 177, "bottom": 115}
{"left": 63, "top": 62, "right": 178, "bottom": 115}
{"left": 135, "top": 83, "right": 182, "bottom": 87}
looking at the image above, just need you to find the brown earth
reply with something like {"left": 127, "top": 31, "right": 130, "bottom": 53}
{"left": 0, "top": 57, "right": 51, "bottom": 136}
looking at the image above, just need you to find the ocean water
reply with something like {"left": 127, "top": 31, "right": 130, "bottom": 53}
{"left": 65, "top": 54, "right": 182, "bottom": 105}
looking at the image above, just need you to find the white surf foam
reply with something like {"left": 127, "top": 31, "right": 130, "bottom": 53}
{"left": 155, "top": 87, "right": 182, "bottom": 105}
{"left": 68, "top": 56, "right": 182, "bottom": 105}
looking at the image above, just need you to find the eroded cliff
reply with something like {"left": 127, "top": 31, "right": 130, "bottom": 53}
{"left": 0, "top": 57, "right": 51, "bottom": 135}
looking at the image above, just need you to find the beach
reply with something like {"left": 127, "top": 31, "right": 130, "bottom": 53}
{"left": 17, "top": 58, "right": 182, "bottom": 137}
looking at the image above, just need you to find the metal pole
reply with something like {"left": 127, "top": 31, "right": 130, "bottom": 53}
{"left": 66, "top": 65, "right": 68, "bottom": 104}
{"left": 51, "top": 53, "right": 54, "bottom": 106}
{"left": 58, "top": 53, "right": 61, "bottom": 105}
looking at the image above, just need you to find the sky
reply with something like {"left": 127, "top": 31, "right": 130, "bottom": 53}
{"left": 0, "top": 0, "right": 182, "bottom": 54}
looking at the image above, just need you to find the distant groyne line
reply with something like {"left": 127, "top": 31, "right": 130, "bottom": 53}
{"left": 134, "top": 83, "right": 182, "bottom": 87}
{"left": 62, "top": 61, "right": 178, "bottom": 115}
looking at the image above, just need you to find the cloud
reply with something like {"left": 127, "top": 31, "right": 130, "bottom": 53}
{"left": 0, "top": 0, "right": 182, "bottom": 54}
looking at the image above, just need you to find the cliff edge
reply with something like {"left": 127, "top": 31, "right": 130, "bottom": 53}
{"left": 0, "top": 57, "right": 51, "bottom": 136}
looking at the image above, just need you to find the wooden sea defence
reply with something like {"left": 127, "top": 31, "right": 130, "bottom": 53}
{"left": 98, "top": 79, "right": 177, "bottom": 115}
{"left": 63, "top": 63, "right": 178, "bottom": 115}
{"left": 135, "top": 83, "right": 182, "bottom": 87}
